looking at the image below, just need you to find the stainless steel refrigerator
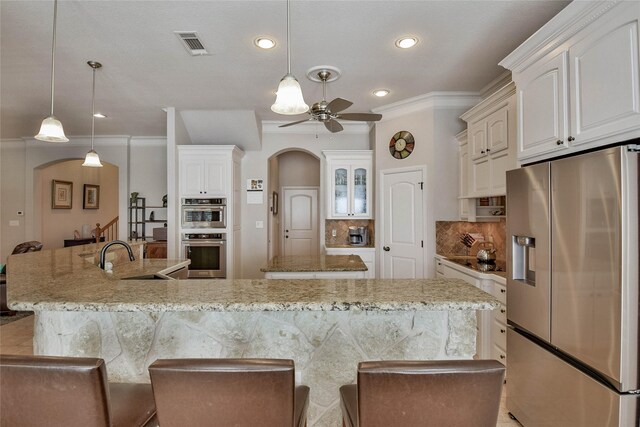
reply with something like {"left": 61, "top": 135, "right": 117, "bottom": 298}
{"left": 506, "top": 145, "right": 639, "bottom": 426}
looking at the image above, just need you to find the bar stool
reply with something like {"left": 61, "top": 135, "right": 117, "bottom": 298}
{"left": 339, "top": 360, "right": 505, "bottom": 427}
{"left": 149, "top": 358, "right": 309, "bottom": 427}
{"left": 0, "top": 354, "right": 157, "bottom": 427}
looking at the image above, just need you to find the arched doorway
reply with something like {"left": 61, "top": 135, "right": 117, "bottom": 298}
{"left": 267, "top": 149, "right": 320, "bottom": 259}
{"left": 33, "top": 159, "right": 119, "bottom": 249}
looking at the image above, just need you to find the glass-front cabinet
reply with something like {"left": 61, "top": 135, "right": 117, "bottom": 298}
{"left": 324, "top": 150, "right": 373, "bottom": 219}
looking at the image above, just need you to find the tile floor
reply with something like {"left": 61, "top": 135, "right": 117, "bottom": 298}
{"left": 0, "top": 315, "right": 522, "bottom": 426}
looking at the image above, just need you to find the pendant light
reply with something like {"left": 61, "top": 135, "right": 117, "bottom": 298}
{"left": 270, "top": 0, "right": 308, "bottom": 115}
{"left": 35, "top": 0, "right": 68, "bottom": 142}
{"left": 82, "top": 61, "right": 103, "bottom": 168}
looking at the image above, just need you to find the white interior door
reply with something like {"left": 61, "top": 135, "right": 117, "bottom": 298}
{"left": 282, "top": 187, "right": 318, "bottom": 257}
{"left": 381, "top": 169, "right": 424, "bottom": 278}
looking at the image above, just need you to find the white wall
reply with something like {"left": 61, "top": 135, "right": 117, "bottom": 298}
{"left": 374, "top": 104, "right": 471, "bottom": 278}
{"left": 0, "top": 140, "right": 27, "bottom": 261}
{"left": 277, "top": 151, "right": 321, "bottom": 187}
{"left": 241, "top": 130, "right": 370, "bottom": 278}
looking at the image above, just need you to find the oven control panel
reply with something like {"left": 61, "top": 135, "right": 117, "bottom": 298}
{"left": 182, "top": 233, "right": 226, "bottom": 240}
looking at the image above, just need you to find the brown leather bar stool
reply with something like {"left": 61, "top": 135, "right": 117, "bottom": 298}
{"left": 149, "top": 358, "right": 309, "bottom": 427}
{"left": 340, "top": 360, "right": 505, "bottom": 427}
{"left": 0, "top": 354, "right": 157, "bottom": 427}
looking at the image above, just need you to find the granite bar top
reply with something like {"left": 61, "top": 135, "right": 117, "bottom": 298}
{"left": 260, "top": 255, "right": 367, "bottom": 273}
{"left": 7, "top": 245, "right": 499, "bottom": 313}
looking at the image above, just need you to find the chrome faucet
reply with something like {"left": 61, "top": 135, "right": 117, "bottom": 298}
{"left": 99, "top": 240, "right": 135, "bottom": 270}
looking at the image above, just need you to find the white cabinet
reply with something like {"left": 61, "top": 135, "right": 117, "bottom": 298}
{"left": 489, "top": 279, "right": 508, "bottom": 367}
{"left": 179, "top": 153, "right": 228, "bottom": 197}
{"left": 461, "top": 83, "right": 517, "bottom": 197}
{"left": 456, "top": 131, "right": 471, "bottom": 220}
{"left": 323, "top": 151, "right": 372, "bottom": 219}
{"left": 326, "top": 247, "right": 375, "bottom": 278}
{"left": 501, "top": 1, "right": 640, "bottom": 163}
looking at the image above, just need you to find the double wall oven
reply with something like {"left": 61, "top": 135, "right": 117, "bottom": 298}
{"left": 181, "top": 198, "right": 227, "bottom": 278}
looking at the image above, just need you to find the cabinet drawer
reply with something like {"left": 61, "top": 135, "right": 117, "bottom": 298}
{"left": 492, "top": 318, "right": 507, "bottom": 351}
{"left": 491, "top": 281, "right": 507, "bottom": 304}
{"left": 494, "top": 303, "right": 507, "bottom": 325}
{"left": 491, "top": 342, "right": 507, "bottom": 366}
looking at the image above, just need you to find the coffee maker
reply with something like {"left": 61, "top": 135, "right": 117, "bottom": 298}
{"left": 348, "top": 226, "right": 368, "bottom": 246}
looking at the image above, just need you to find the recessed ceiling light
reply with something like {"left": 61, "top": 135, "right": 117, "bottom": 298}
{"left": 255, "top": 37, "right": 276, "bottom": 49}
{"left": 373, "top": 89, "right": 390, "bottom": 97}
{"left": 93, "top": 113, "right": 106, "bottom": 118}
{"left": 395, "top": 37, "right": 418, "bottom": 49}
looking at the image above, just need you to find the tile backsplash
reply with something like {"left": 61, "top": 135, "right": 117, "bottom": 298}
{"left": 325, "top": 220, "right": 374, "bottom": 247}
{"left": 436, "top": 220, "right": 506, "bottom": 260}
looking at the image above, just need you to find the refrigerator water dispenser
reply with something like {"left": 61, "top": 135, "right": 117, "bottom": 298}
{"left": 512, "top": 236, "right": 536, "bottom": 284}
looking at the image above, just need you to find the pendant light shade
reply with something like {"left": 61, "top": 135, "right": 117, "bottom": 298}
{"left": 82, "top": 61, "right": 103, "bottom": 168}
{"left": 35, "top": 0, "right": 68, "bottom": 142}
{"left": 271, "top": 0, "right": 308, "bottom": 115}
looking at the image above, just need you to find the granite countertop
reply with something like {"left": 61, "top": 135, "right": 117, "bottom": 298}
{"left": 438, "top": 254, "right": 507, "bottom": 279}
{"left": 7, "top": 245, "right": 499, "bottom": 313}
{"left": 260, "top": 255, "right": 367, "bottom": 272}
{"left": 325, "top": 244, "right": 375, "bottom": 249}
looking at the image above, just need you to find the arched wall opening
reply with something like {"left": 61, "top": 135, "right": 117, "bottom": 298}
{"left": 33, "top": 159, "right": 119, "bottom": 249}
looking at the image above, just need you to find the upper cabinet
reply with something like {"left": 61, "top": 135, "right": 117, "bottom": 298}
{"left": 461, "top": 82, "right": 517, "bottom": 197}
{"left": 500, "top": 1, "right": 640, "bottom": 163}
{"left": 457, "top": 131, "right": 470, "bottom": 220}
{"left": 178, "top": 146, "right": 243, "bottom": 198}
{"left": 323, "top": 150, "right": 373, "bottom": 219}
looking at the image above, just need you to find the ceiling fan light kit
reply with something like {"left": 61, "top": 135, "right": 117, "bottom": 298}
{"left": 271, "top": 0, "right": 308, "bottom": 115}
{"left": 82, "top": 60, "right": 103, "bottom": 168}
{"left": 35, "top": 0, "right": 68, "bottom": 143}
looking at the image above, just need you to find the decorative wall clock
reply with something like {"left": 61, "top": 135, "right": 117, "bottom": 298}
{"left": 389, "top": 131, "right": 415, "bottom": 159}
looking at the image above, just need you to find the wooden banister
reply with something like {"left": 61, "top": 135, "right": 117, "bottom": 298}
{"left": 95, "top": 216, "right": 119, "bottom": 243}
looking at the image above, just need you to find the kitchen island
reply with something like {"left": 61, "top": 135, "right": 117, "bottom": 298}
{"left": 261, "top": 254, "right": 367, "bottom": 278}
{"left": 8, "top": 245, "right": 499, "bottom": 427}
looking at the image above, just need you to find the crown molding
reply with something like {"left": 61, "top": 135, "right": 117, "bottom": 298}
{"left": 460, "top": 82, "right": 516, "bottom": 122}
{"left": 24, "top": 136, "right": 131, "bottom": 147}
{"left": 371, "top": 91, "right": 481, "bottom": 121}
{"left": 0, "top": 138, "right": 26, "bottom": 147}
{"left": 499, "top": 0, "right": 619, "bottom": 73}
{"left": 262, "top": 120, "right": 370, "bottom": 135}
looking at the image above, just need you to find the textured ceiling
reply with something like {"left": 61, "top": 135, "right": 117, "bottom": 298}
{"left": 0, "top": 0, "right": 570, "bottom": 139}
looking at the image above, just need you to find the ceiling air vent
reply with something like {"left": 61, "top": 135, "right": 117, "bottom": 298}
{"left": 174, "top": 31, "right": 209, "bottom": 56}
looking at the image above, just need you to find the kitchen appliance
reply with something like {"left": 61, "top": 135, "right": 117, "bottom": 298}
{"left": 348, "top": 226, "right": 368, "bottom": 246}
{"left": 181, "top": 233, "right": 226, "bottom": 278}
{"left": 506, "top": 145, "right": 639, "bottom": 426}
{"left": 181, "top": 198, "right": 226, "bottom": 229}
{"left": 476, "top": 242, "right": 497, "bottom": 262}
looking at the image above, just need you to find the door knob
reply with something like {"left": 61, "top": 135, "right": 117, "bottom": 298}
{"left": 383, "top": 246, "right": 390, "bottom": 251}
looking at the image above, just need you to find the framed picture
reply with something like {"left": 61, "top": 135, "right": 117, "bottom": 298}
{"left": 83, "top": 184, "right": 100, "bottom": 209}
{"left": 52, "top": 180, "right": 73, "bottom": 209}
{"left": 272, "top": 191, "right": 278, "bottom": 215}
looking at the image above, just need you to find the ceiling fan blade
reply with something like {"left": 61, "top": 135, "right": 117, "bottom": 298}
{"left": 326, "top": 98, "right": 353, "bottom": 114}
{"left": 324, "top": 119, "right": 344, "bottom": 133}
{"left": 337, "top": 113, "right": 383, "bottom": 122}
{"left": 278, "top": 118, "right": 311, "bottom": 128}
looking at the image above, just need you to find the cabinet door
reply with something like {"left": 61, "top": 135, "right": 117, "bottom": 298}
{"left": 569, "top": 6, "right": 640, "bottom": 146}
{"left": 489, "top": 149, "right": 510, "bottom": 195}
{"left": 487, "top": 107, "right": 509, "bottom": 154}
{"left": 180, "top": 156, "right": 204, "bottom": 196}
{"left": 330, "top": 164, "right": 350, "bottom": 218}
{"left": 203, "top": 158, "right": 227, "bottom": 196}
{"left": 469, "top": 121, "right": 487, "bottom": 160}
{"left": 351, "top": 164, "right": 370, "bottom": 217}
{"left": 517, "top": 51, "right": 569, "bottom": 160}
{"left": 470, "top": 156, "right": 490, "bottom": 196}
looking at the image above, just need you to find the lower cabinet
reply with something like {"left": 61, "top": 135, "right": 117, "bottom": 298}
{"left": 145, "top": 241, "right": 167, "bottom": 259}
{"left": 326, "top": 247, "right": 376, "bottom": 278}
{"left": 440, "top": 259, "right": 507, "bottom": 367}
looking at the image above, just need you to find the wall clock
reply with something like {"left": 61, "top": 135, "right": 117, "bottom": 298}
{"left": 389, "top": 131, "right": 415, "bottom": 159}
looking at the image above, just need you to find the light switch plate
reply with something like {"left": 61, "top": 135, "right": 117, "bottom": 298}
{"left": 331, "top": 229, "right": 337, "bottom": 237}
{"left": 255, "top": 221, "right": 264, "bottom": 229}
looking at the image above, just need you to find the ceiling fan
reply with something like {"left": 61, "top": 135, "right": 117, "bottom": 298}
{"left": 278, "top": 70, "right": 383, "bottom": 133}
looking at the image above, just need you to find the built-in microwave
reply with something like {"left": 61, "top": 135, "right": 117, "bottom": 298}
{"left": 181, "top": 233, "right": 226, "bottom": 278}
{"left": 181, "top": 198, "right": 226, "bottom": 228}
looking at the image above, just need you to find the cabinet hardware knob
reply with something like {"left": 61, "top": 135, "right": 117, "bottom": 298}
{"left": 568, "top": 136, "right": 575, "bottom": 142}
{"left": 500, "top": 309, "right": 506, "bottom": 313}
{"left": 500, "top": 355, "right": 505, "bottom": 360}
{"left": 383, "top": 246, "right": 390, "bottom": 251}
{"left": 556, "top": 139, "right": 563, "bottom": 146}
{"left": 285, "top": 230, "right": 289, "bottom": 232}
{"left": 481, "top": 150, "right": 485, "bottom": 154}
{"left": 500, "top": 289, "right": 506, "bottom": 293}
{"left": 285, "top": 236, "right": 289, "bottom": 239}
{"left": 486, "top": 148, "right": 491, "bottom": 152}
{"left": 501, "top": 329, "right": 506, "bottom": 334}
